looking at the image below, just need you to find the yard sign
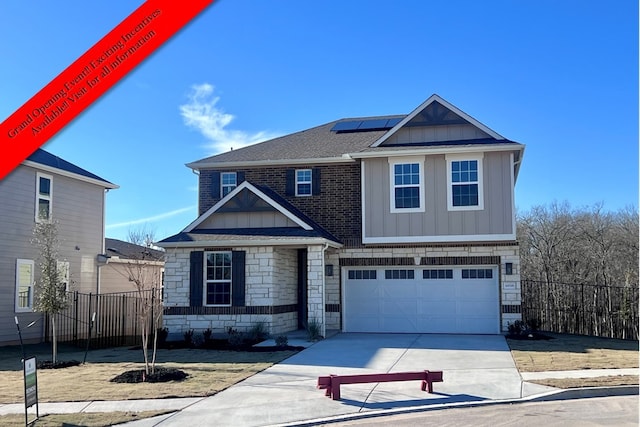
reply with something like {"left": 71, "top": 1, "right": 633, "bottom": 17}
{"left": 23, "top": 357, "right": 38, "bottom": 425}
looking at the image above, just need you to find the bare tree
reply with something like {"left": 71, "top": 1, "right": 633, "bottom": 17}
{"left": 31, "top": 221, "right": 70, "bottom": 363}
{"left": 114, "top": 227, "right": 165, "bottom": 376}
{"left": 127, "top": 224, "right": 157, "bottom": 248}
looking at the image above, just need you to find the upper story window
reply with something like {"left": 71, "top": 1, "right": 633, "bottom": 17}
{"left": 15, "top": 259, "right": 34, "bottom": 312}
{"left": 221, "top": 172, "right": 237, "bottom": 197}
{"left": 204, "top": 251, "right": 232, "bottom": 306}
{"left": 389, "top": 157, "right": 425, "bottom": 213}
{"left": 36, "top": 172, "right": 52, "bottom": 222}
{"left": 295, "top": 169, "right": 312, "bottom": 196}
{"left": 447, "top": 154, "right": 484, "bottom": 211}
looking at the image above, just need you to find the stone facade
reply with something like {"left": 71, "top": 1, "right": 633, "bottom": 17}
{"left": 163, "top": 242, "right": 522, "bottom": 337}
{"left": 163, "top": 246, "right": 300, "bottom": 336}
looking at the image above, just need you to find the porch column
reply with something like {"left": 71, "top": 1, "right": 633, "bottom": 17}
{"left": 307, "top": 244, "right": 326, "bottom": 338}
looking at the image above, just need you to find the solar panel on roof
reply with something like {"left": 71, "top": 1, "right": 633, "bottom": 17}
{"left": 385, "top": 117, "right": 403, "bottom": 127}
{"left": 330, "top": 120, "right": 363, "bottom": 132}
{"left": 357, "top": 119, "right": 389, "bottom": 130}
{"left": 331, "top": 116, "right": 405, "bottom": 133}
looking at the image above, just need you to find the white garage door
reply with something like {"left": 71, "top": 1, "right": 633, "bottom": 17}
{"left": 343, "top": 266, "right": 500, "bottom": 334}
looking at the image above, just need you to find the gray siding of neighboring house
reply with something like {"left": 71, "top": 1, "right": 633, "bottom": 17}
{"left": 382, "top": 124, "right": 491, "bottom": 145}
{"left": 0, "top": 165, "right": 106, "bottom": 344}
{"left": 197, "top": 211, "right": 299, "bottom": 229}
{"left": 363, "top": 151, "right": 514, "bottom": 241}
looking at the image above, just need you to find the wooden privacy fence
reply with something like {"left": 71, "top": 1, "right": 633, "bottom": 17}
{"left": 44, "top": 290, "right": 162, "bottom": 349}
{"left": 521, "top": 280, "right": 638, "bottom": 340}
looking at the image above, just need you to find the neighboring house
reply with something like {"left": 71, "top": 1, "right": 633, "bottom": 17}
{"left": 158, "top": 94, "right": 525, "bottom": 338}
{"left": 0, "top": 149, "right": 117, "bottom": 345}
{"left": 101, "top": 238, "right": 165, "bottom": 294}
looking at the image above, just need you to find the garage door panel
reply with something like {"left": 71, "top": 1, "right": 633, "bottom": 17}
{"left": 344, "top": 267, "right": 499, "bottom": 334}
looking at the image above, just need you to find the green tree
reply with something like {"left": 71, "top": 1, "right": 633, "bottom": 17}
{"left": 32, "top": 221, "right": 70, "bottom": 363}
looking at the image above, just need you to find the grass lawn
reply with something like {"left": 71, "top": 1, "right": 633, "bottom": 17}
{"left": 507, "top": 332, "right": 639, "bottom": 388}
{"left": 0, "top": 342, "right": 297, "bottom": 426}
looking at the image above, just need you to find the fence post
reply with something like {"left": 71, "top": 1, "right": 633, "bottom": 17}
{"left": 73, "top": 291, "right": 79, "bottom": 346}
{"left": 87, "top": 293, "right": 93, "bottom": 348}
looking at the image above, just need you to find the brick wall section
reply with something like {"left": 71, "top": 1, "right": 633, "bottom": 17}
{"left": 199, "top": 163, "right": 362, "bottom": 243}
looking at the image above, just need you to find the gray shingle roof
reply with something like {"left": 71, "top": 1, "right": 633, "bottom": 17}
{"left": 105, "top": 238, "right": 165, "bottom": 261}
{"left": 27, "top": 149, "right": 116, "bottom": 187}
{"left": 186, "top": 115, "right": 405, "bottom": 168}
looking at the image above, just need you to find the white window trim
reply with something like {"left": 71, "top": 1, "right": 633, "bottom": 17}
{"left": 388, "top": 157, "right": 425, "bottom": 213}
{"left": 35, "top": 172, "right": 53, "bottom": 223}
{"left": 15, "top": 259, "right": 34, "bottom": 312}
{"left": 220, "top": 172, "right": 237, "bottom": 198}
{"left": 446, "top": 153, "right": 484, "bottom": 211}
{"left": 203, "top": 251, "right": 232, "bottom": 307}
{"left": 295, "top": 169, "right": 312, "bottom": 197}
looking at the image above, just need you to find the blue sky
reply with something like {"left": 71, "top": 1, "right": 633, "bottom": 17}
{"left": 1, "top": 1, "right": 637, "bottom": 242}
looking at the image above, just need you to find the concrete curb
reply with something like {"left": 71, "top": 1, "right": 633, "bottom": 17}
{"left": 270, "top": 385, "right": 639, "bottom": 427}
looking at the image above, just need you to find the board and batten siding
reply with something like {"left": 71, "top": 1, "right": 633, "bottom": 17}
{"left": 0, "top": 165, "right": 107, "bottom": 344}
{"left": 197, "top": 210, "right": 299, "bottom": 229}
{"left": 363, "top": 151, "right": 515, "bottom": 242}
{"left": 382, "top": 124, "right": 491, "bottom": 145}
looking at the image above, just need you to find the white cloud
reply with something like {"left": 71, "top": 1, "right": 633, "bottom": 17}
{"left": 106, "top": 206, "right": 195, "bottom": 229}
{"left": 180, "top": 83, "right": 279, "bottom": 154}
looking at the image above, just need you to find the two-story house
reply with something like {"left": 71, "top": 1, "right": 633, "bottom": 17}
{"left": 0, "top": 149, "right": 117, "bottom": 345}
{"left": 158, "top": 94, "right": 525, "bottom": 338}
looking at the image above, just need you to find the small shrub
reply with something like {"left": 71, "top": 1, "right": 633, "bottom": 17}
{"left": 157, "top": 327, "right": 169, "bottom": 345}
{"left": 275, "top": 335, "right": 288, "bottom": 347}
{"left": 527, "top": 318, "right": 541, "bottom": 332}
{"left": 507, "top": 320, "right": 526, "bottom": 336}
{"left": 306, "top": 319, "right": 322, "bottom": 341}
{"left": 227, "top": 327, "right": 244, "bottom": 347}
{"left": 248, "top": 322, "right": 269, "bottom": 342}
{"left": 183, "top": 329, "right": 194, "bottom": 345}
{"left": 202, "top": 328, "right": 213, "bottom": 342}
{"left": 192, "top": 334, "right": 204, "bottom": 348}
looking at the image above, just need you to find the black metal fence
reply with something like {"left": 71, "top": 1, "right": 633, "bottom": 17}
{"left": 521, "top": 280, "right": 639, "bottom": 340}
{"left": 44, "top": 290, "right": 161, "bottom": 349}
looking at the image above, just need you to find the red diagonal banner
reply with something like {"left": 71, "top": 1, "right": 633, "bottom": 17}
{"left": 0, "top": 0, "right": 213, "bottom": 180}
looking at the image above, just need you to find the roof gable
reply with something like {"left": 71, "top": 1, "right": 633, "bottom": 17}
{"left": 371, "top": 94, "right": 505, "bottom": 147}
{"left": 184, "top": 181, "right": 313, "bottom": 232}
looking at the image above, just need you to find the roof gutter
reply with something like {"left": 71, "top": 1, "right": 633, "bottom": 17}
{"left": 158, "top": 238, "right": 343, "bottom": 250}
{"left": 185, "top": 156, "right": 356, "bottom": 170}
{"left": 349, "top": 143, "right": 524, "bottom": 159}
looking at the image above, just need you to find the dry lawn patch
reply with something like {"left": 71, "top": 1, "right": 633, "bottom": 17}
{"left": 0, "top": 345, "right": 296, "bottom": 404}
{"left": 507, "top": 333, "right": 638, "bottom": 372}
{"left": 530, "top": 375, "right": 639, "bottom": 389}
{"left": 0, "top": 411, "right": 171, "bottom": 427}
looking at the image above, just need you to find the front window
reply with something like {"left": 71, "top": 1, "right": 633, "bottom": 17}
{"left": 296, "top": 169, "right": 312, "bottom": 196}
{"left": 36, "top": 173, "right": 52, "bottom": 222}
{"left": 221, "top": 172, "right": 237, "bottom": 197}
{"left": 389, "top": 158, "right": 424, "bottom": 213}
{"left": 15, "top": 259, "right": 34, "bottom": 312}
{"left": 447, "top": 154, "right": 484, "bottom": 211}
{"left": 205, "top": 252, "right": 232, "bottom": 306}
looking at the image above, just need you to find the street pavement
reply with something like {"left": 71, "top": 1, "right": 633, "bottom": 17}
{"left": 0, "top": 333, "right": 637, "bottom": 426}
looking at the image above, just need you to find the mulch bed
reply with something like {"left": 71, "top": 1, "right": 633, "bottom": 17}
{"left": 156, "top": 339, "right": 305, "bottom": 352}
{"left": 110, "top": 367, "right": 189, "bottom": 383}
{"left": 506, "top": 332, "right": 554, "bottom": 341}
{"left": 37, "top": 360, "right": 82, "bottom": 369}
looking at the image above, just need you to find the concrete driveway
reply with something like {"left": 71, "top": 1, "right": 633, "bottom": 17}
{"left": 152, "top": 333, "right": 549, "bottom": 427}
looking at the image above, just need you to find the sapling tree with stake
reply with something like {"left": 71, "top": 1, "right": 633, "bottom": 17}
{"left": 32, "top": 220, "right": 70, "bottom": 364}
